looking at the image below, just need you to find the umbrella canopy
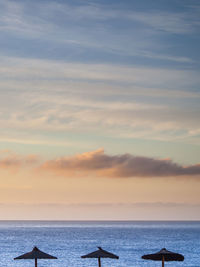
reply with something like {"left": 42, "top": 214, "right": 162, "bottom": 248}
{"left": 14, "top": 246, "right": 57, "bottom": 267}
{"left": 81, "top": 247, "right": 119, "bottom": 267}
{"left": 142, "top": 248, "right": 184, "bottom": 267}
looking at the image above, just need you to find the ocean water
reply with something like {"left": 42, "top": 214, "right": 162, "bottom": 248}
{"left": 0, "top": 221, "right": 199, "bottom": 267}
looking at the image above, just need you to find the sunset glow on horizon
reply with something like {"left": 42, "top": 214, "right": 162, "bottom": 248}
{"left": 0, "top": 0, "right": 200, "bottom": 220}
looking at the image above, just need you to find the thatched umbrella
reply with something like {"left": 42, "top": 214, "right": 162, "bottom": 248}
{"left": 81, "top": 246, "right": 119, "bottom": 267}
{"left": 142, "top": 248, "right": 184, "bottom": 267}
{"left": 14, "top": 246, "right": 57, "bottom": 267}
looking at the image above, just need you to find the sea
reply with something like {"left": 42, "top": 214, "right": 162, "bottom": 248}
{"left": 0, "top": 221, "right": 199, "bottom": 267}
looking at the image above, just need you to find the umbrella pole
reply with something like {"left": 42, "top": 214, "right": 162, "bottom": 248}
{"left": 35, "top": 258, "right": 38, "bottom": 267}
{"left": 98, "top": 257, "right": 101, "bottom": 267}
{"left": 162, "top": 256, "right": 164, "bottom": 267}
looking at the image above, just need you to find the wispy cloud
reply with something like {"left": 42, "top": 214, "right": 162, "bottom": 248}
{"left": 1, "top": 56, "right": 199, "bottom": 89}
{"left": 3, "top": 0, "right": 198, "bottom": 35}
{"left": 126, "top": 11, "right": 200, "bottom": 34}
{"left": 0, "top": 56, "right": 199, "bottom": 144}
{"left": 0, "top": 0, "right": 57, "bottom": 38}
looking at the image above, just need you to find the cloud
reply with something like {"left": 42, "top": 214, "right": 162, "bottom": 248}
{"left": 1, "top": 56, "right": 199, "bottom": 88}
{"left": 2, "top": 1, "right": 198, "bottom": 36}
{"left": 41, "top": 149, "right": 200, "bottom": 178}
{"left": 1, "top": 149, "right": 200, "bottom": 178}
{"left": 0, "top": 155, "right": 21, "bottom": 169}
{"left": 0, "top": 150, "right": 39, "bottom": 169}
{"left": 0, "top": 56, "right": 199, "bottom": 145}
{"left": 0, "top": 0, "right": 57, "bottom": 39}
{"left": 44, "top": 1, "right": 200, "bottom": 34}
{"left": 126, "top": 11, "right": 200, "bottom": 34}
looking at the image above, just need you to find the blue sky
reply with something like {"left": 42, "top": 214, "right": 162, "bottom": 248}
{"left": 1, "top": 0, "right": 200, "bottom": 67}
{"left": 0, "top": 0, "right": 200, "bottom": 219}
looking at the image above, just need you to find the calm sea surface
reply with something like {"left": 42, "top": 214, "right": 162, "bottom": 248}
{"left": 0, "top": 221, "right": 199, "bottom": 267}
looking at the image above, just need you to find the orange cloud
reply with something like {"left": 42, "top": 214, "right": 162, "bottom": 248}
{"left": 1, "top": 149, "right": 200, "bottom": 178}
{"left": 41, "top": 149, "right": 200, "bottom": 178}
{"left": 0, "top": 156, "right": 21, "bottom": 169}
{"left": 0, "top": 151, "right": 39, "bottom": 170}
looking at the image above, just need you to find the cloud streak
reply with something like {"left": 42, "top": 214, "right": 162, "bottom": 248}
{"left": 0, "top": 56, "right": 199, "bottom": 145}
{"left": 0, "top": 150, "right": 39, "bottom": 169}
{"left": 41, "top": 149, "right": 200, "bottom": 178}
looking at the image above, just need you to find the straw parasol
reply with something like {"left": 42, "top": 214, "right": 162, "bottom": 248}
{"left": 142, "top": 248, "right": 184, "bottom": 267}
{"left": 81, "top": 246, "right": 119, "bottom": 267}
{"left": 14, "top": 246, "right": 57, "bottom": 267}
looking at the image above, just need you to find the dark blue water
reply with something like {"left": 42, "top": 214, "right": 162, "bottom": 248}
{"left": 0, "top": 221, "right": 199, "bottom": 266}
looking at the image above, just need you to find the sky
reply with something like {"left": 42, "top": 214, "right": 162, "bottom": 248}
{"left": 0, "top": 0, "right": 200, "bottom": 220}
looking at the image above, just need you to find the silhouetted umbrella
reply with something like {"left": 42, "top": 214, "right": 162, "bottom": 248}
{"left": 81, "top": 247, "right": 119, "bottom": 267}
{"left": 142, "top": 248, "right": 184, "bottom": 267}
{"left": 14, "top": 246, "right": 57, "bottom": 267}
